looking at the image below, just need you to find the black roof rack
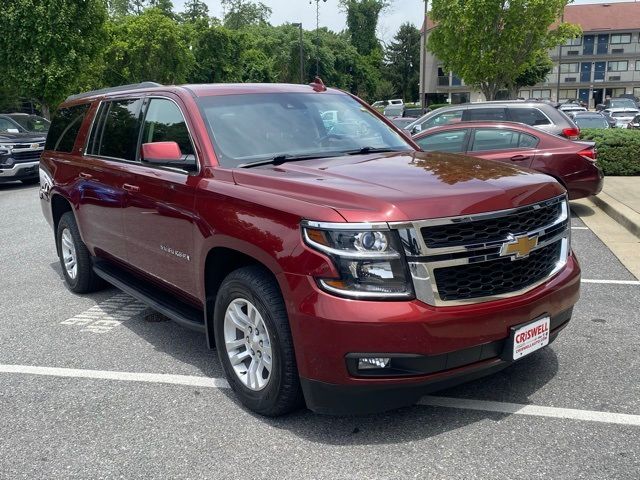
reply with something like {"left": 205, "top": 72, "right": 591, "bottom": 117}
{"left": 65, "top": 82, "right": 163, "bottom": 102}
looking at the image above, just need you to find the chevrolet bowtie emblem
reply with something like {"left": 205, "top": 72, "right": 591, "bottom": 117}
{"left": 501, "top": 235, "right": 538, "bottom": 259}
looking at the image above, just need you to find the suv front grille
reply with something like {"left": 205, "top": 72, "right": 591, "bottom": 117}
{"left": 433, "top": 241, "right": 562, "bottom": 301}
{"left": 421, "top": 201, "right": 562, "bottom": 248}
{"left": 11, "top": 150, "right": 42, "bottom": 163}
{"left": 393, "top": 195, "right": 570, "bottom": 306}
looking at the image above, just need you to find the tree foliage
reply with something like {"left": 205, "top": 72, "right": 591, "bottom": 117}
{"left": 0, "top": 0, "right": 108, "bottom": 117}
{"left": 339, "top": 0, "right": 388, "bottom": 56}
{"left": 102, "top": 8, "right": 194, "bottom": 86}
{"left": 428, "top": 0, "right": 581, "bottom": 100}
{"left": 222, "top": 0, "right": 272, "bottom": 29}
{"left": 182, "top": 0, "right": 209, "bottom": 23}
{"left": 384, "top": 23, "right": 420, "bottom": 101}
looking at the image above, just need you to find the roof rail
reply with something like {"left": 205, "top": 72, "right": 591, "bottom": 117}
{"left": 65, "top": 82, "right": 163, "bottom": 102}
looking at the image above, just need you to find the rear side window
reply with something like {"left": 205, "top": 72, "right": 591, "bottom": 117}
{"left": 45, "top": 104, "right": 90, "bottom": 152}
{"left": 87, "top": 99, "right": 142, "bottom": 161}
{"left": 422, "top": 110, "right": 463, "bottom": 129}
{"left": 509, "top": 108, "right": 551, "bottom": 126}
{"left": 416, "top": 129, "right": 469, "bottom": 153}
{"left": 464, "top": 108, "right": 507, "bottom": 121}
{"left": 470, "top": 129, "right": 539, "bottom": 151}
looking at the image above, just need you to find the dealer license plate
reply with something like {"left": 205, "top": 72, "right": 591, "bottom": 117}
{"left": 512, "top": 317, "right": 550, "bottom": 360}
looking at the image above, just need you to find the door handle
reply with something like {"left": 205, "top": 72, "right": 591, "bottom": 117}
{"left": 78, "top": 172, "right": 93, "bottom": 179}
{"left": 122, "top": 183, "right": 140, "bottom": 192}
{"left": 510, "top": 155, "right": 530, "bottom": 161}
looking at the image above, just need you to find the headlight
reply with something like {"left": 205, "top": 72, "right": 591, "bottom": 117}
{"left": 302, "top": 221, "right": 414, "bottom": 299}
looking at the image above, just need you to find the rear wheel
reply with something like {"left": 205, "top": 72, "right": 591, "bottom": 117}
{"left": 213, "top": 266, "right": 303, "bottom": 416}
{"left": 56, "top": 211, "right": 106, "bottom": 293}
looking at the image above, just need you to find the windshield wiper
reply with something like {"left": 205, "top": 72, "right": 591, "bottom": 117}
{"left": 343, "top": 147, "right": 406, "bottom": 155}
{"left": 238, "top": 153, "right": 340, "bottom": 168}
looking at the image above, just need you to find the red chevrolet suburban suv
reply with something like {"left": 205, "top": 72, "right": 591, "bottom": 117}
{"left": 40, "top": 81, "right": 580, "bottom": 416}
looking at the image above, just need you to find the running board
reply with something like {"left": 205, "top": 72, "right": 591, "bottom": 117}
{"left": 93, "top": 260, "right": 206, "bottom": 334}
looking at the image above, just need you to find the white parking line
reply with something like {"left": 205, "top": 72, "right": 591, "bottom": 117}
{"left": 418, "top": 396, "right": 640, "bottom": 427}
{"left": 1, "top": 364, "right": 639, "bottom": 426}
{"left": 581, "top": 279, "right": 640, "bottom": 285}
{"left": 571, "top": 226, "right": 589, "bottom": 230}
{"left": 0, "top": 364, "right": 230, "bottom": 389}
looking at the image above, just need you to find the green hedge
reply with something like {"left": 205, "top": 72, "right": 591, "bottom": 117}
{"left": 427, "top": 103, "right": 450, "bottom": 111}
{"left": 579, "top": 128, "right": 640, "bottom": 176}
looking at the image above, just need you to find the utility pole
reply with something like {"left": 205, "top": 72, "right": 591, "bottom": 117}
{"left": 309, "top": 0, "right": 327, "bottom": 76}
{"left": 555, "top": 12, "right": 565, "bottom": 103}
{"left": 292, "top": 23, "right": 304, "bottom": 83}
{"left": 420, "top": 1, "right": 429, "bottom": 111}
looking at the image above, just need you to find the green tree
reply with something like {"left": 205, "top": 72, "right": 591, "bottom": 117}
{"left": 428, "top": 0, "right": 581, "bottom": 100}
{"left": 0, "top": 0, "right": 108, "bottom": 117}
{"left": 222, "top": 0, "right": 272, "bottom": 29}
{"left": 512, "top": 52, "right": 554, "bottom": 98}
{"left": 103, "top": 8, "right": 195, "bottom": 86}
{"left": 182, "top": 0, "right": 209, "bottom": 23}
{"left": 339, "top": 0, "right": 388, "bottom": 56}
{"left": 384, "top": 23, "right": 420, "bottom": 102}
{"left": 148, "top": 0, "right": 174, "bottom": 17}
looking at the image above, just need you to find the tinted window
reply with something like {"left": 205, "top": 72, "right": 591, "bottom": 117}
{"left": 510, "top": 108, "right": 551, "bottom": 126}
{"left": 45, "top": 104, "right": 90, "bottom": 152}
{"left": 89, "top": 99, "right": 142, "bottom": 160}
{"left": 574, "top": 116, "right": 609, "bottom": 129}
{"left": 141, "top": 99, "right": 194, "bottom": 157}
{"left": 465, "top": 108, "right": 507, "bottom": 121}
{"left": 470, "top": 129, "right": 538, "bottom": 151}
{"left": 416, "top": 129, "right": 468, "bottom": 153}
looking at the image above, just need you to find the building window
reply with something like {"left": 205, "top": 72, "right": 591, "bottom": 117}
{"left": 634, "top": 88, "right": 640, "bottom": 98}
{"left": 610, "top": 34, "right": 631, "bottom": 44}
{"left": 559, "top": 89, "right": 577, "bottom": 100}
{"left": 531, "top": 89, "right": 551, "bottom": 99}
{"left": 636, "top": 60, "right": 640, "bottom": 71}
{"left": 560, "top": 63, "right": 579, "bottom": 74}
{"left": 613, "top": 88, "right": 627, "bottom": 97}
{"left": 608, "top": 61, "right": 628, "bottom": 72}
{"left": 518, "top": 90, "right": 530, "bottom": 99}
{"left": 565, "top": 37, "right": 582, "bottom": 46}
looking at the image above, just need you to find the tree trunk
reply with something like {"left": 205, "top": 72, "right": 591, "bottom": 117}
{"left": 480, "top": 82, "right": 499, "bottom": 101}
{"left": 41, "top": 103, "right": 51, "bottom": 120}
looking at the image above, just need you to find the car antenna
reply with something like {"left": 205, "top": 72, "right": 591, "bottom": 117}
{"left": 309, "top": 76, "right": 327, "bottom": 92}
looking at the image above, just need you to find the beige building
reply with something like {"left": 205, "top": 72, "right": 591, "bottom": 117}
{"left": 419, "top": 2, "right": 640, "bottom": 107}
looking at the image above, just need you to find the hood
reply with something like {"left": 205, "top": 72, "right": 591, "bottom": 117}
{"left": 0, "top": 131, "right": 46, "bottom": 143}
{"left": 232, "top": 151, "right": 565, "bottom": 223}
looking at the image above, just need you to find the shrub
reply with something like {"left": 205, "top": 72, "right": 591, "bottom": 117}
{"left": 579, "top": 128, "right": 640, "bottom": 176}
{"left": 427, "top": 102, "right": 450, "bottom": 111}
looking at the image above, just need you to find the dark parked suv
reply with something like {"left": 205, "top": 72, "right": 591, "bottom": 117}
{"left": 405, "top": 101, "right": 580, "bottom": 139}
{"left": 0, "top": 116, "right": 45, "bottom": 184}
{"left": 40, "top": 82, "right": 580, "bottom": 416}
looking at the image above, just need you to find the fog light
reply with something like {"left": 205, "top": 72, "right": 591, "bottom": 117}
{"left": 358, "top": 357, "right": 391, "bottom": 370}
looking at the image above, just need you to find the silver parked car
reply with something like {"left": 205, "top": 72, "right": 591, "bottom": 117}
{"left": 603, "top": 108, "right": 640, "bottom": 128}
{"left": 405, "top": 101, "right": 581, "bottom": 139}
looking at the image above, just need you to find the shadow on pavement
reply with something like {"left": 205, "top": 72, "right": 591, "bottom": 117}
{"left": 571, "top": 203, "right": 594, "bottom": 218}
{"left": 0, "top": 181, "right": 38, "bottom": 192}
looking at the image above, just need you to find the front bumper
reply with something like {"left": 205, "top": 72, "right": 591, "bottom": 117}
{"left": 0, "top": 161, "right": 39, "bottom": 182}
{"left": 282, "top": 254, "right": 580, "bottom": 414}
{"left": 301, "top": 310, "right": 571, "bottom": 415}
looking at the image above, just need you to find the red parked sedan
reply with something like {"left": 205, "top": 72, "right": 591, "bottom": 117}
{"left": 413, "top": 121, "right": 603, "bottom": 199}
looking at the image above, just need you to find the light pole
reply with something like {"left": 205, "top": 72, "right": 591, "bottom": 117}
{"left": 555, "top": 13, "right": 565, "bottom": 103}
{"left": 309, "top": 0, "right": 327, "bottom": 76}
{"left": 420, "top": 1, "right": 429, "bottom": 111}
{"left": 292, "top": 23, "right": 305, "bottom": 83}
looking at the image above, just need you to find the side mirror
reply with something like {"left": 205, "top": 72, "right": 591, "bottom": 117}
{"left": 411, "top": 125, "right": 422, "bottom": 135}
{"left": 141, "top": 141, "right": 182, "bottom": 163}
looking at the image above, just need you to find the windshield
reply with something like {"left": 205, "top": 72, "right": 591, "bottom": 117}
{"left": 574, "top": 117, "right": 608, "bottom": 128}
{"left": 8, "top": 114, "right": 50, "bottom": 132}
{"left": 197, "top": 92, "right": 411, "bottom": 167}
{"left": 0, "top": 116, "right": 26, "bottom": 133}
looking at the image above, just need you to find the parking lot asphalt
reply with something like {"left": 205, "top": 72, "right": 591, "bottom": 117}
{"left": 1, "top": 182, "right": 639, "bottom": 479}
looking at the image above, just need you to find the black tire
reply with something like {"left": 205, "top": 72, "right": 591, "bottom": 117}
{"left": 20, "top": 177, "right": 39, "bottom": 185}
{"left": 56, "top": 211, "right": 106, "bottom": 293}
{"left": 213, "top": 266, "right": 303, "bottom": 416}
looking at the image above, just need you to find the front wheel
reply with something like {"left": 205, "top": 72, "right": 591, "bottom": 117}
{"left": 213, "top": 266, "right": 303, "bottom": 416}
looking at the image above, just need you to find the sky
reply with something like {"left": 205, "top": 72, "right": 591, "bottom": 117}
{"left": 172, "top": 0, "right": 637, "bottom": 43}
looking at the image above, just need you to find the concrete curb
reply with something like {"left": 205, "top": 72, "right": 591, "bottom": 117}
{"left": 591, "top": 192, "right": 640, "bottom": 239}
